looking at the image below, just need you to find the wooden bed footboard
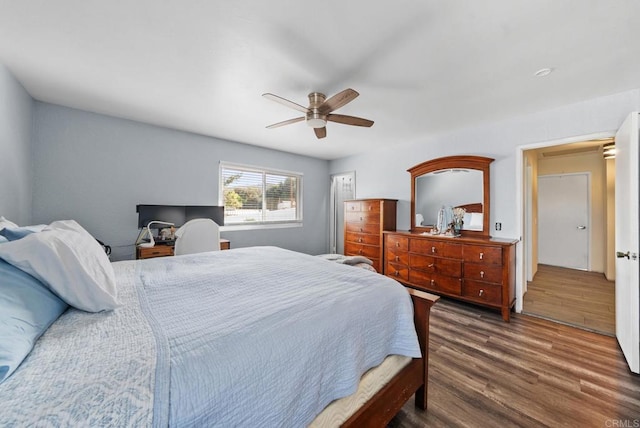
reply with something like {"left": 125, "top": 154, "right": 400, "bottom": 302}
{"left": 342, "top": 288, "right": 439, "bottom": 427}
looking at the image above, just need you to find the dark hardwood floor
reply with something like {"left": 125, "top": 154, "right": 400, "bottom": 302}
{"left": 389, "top": 299, "right": 640, "bottom": 427}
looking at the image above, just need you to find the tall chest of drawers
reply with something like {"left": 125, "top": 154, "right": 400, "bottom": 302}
{"left": 344, "top": 199, "right": 397, "bottom": 273}
{"left": 384, "top": 231, "right": 517, "bottom": 321}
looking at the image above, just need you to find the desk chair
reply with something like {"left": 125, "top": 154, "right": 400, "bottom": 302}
{"left": 174, "top": 218, "right": 220, "bottom": 256}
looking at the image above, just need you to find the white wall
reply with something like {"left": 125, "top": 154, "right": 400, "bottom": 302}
{"left": 330, "top": 89, "right": 640, "bottom": 309}
{"left": 0, "top": 64, "right": 33, "bottom": 225}
{"left": 32, "top": 102, "right": 330, "bottom": 260}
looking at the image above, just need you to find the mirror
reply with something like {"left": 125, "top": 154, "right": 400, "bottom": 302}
{"left": 409, "top": 155, "right": 493, "bottom": 237}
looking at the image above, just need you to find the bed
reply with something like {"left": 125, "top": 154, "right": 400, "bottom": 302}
{"left": 0, "top": 220, "right": 438, "bottom": 427}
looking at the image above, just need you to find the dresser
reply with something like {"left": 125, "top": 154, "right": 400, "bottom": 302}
{"left": 384, "top": 232, "right": 517, "bottom": 321}
{"left": 344, "top": 199, "right": 397, "bottom": 273}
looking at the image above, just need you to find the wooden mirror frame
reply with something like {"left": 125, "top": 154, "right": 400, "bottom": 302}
{"left": 409, "top": 155, "right": 494, "bottom": 238}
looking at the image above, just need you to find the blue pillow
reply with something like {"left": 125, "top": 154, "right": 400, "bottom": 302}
{"left": 0, "top": 259, "right": 68, "bottom": 384}
{"left": 0, "top": 227, "right": 37, "bottom": 241}
{"left": 0, "top": 235, "right": 7, "bottom": 244}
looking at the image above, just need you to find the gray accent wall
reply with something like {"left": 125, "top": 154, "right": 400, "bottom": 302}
{"left": 32, "top": 103, "right": 330, "bottom": 260}
{"left": 0, "top": 64, "right": 33, "bottom": 225}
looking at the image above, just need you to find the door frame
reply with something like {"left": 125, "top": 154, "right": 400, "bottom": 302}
{"left": 515, "top": 131, "right": 614, "bottom": 313}
{"left": 537, "top": 172, "right": 592, "bottom": 271}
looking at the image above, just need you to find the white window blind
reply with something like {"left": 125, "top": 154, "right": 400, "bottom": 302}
{"left": 220, "top": 162, "right": 303, "bottom": 226}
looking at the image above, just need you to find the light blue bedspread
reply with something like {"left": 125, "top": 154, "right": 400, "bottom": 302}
{"left": 138, "top": 246, "right": 420, "bottom": 427}
{"left": 0, "top": 246, "right": 420, "bottom": 427}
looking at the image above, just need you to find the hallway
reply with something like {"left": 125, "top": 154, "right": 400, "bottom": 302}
{"left": 523, "top": 264, "right": 615, "bottom": 335}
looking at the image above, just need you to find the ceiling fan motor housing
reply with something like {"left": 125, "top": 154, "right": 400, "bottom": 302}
{"left": 306, "top": 93, "right": 327, "bottom": 128}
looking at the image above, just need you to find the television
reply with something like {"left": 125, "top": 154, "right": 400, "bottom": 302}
{"left": 136, "top": 204, "right": 224, "bottom": 228}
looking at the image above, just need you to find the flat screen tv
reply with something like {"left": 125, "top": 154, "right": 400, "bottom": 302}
{"left": 136, "top": 205, "right": 225, "bottom": 228}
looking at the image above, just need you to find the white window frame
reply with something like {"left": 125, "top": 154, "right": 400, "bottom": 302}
{"left": 219, "top": 162, "right": 303, "bottom": 231}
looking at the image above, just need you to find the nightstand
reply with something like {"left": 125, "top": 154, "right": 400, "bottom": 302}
{"left": 136, "top": 239, "right": 231, "bottom": 260}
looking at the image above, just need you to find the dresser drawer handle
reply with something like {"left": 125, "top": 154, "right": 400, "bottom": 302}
{"left": 360, "top": 228, "right": 364, "bottom": 232}
{"left": 358, "top": 238, "right": 362, "bottom": 243}
{"left": 430, "top": 279, "right": 435, "bottom": 286}
{"left": 428, "top": 263, "right": 435, "bottom": 269}
{"left": 480, "top": 271, "right": 485, "bottom": 278}
{"left": 431, "top": 246, "right": 436, "bottom": 254}
{"left": 479, "top": 252, "right": 484, "bottom": 260}
{"left": 395, "top": 255, "right": 400, "bottom": 262}
{"left": 479, "top": 289, "right": 485, "bottom": 297}
{"left": 394, "top": 271, "right": 400, "bottom": 277}
{"left": 360, "top": 216, "right": 364, "bottom": 221}
{"left": 358, "top": 249, "right": 363, "bottom": 255}
{"left": 396, "top": 242, "right": 400, "bottom": 247}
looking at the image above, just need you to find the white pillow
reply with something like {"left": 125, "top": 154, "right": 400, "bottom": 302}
{"left": 0, "top": 216, "right": 18, "bottom": 231}
{"left": 0, "top": 220, "right": 119, "bottom": 312}
{"left": 469, "top": 213, "right": 484, "bottom": 230}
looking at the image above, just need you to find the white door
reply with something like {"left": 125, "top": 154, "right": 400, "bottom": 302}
{"left": 615, "top": 112, "right": 640, "bottom": 374}
{"left": 329, "top": 172, "right": 355, "bottom": 254}
{"left": 538, "top": 173, "right": 590, "bottom": 270}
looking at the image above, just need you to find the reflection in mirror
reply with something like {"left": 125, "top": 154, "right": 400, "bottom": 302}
{"left": 415, "top": 169, "right": 483, "bottom": 230}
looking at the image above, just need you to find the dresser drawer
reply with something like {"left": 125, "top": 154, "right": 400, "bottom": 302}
{"left": 464, "top": 263, "right": 503, "bottom": 284}
{"left": 360, "top": 200, "right": 381, "bottom": 214}
{"left": 386, "top": 262, "right": 408, "bottom": 281}
{"left": 409, "top": 270, "right": 462, "bottom": 295}
{"left": 463, "top": 245, "right": 502, "bottom": 265}
{"left": 410, "top": 239, "right": 462, "bottom": 258}
{"left": 346, "top": 222, "right": 380, "bottom": 234}
{"left": 409, "top": 254, "right": 462, "bottom": 277}
{"left": 346, "top": 211, "right": 381, "bottom": 225}
{"left": 345, "top": 243, "right": 380, "bottom": 259}
{"left": 345, "top": 200, "right": 381, "bottom": 214}
{"left": 463, "top": 281, "right": 502, "bottom": 305}
{"left": 386, "top": 249, "right": 409, "bottom": 266}
{"left": 386, "top": 234, "right": 409, "bottom": 251}
{"left": 345, "top": 201, "right": 362, "bottom": 212}
{"left": 346, "top": 232, "right": 379, "bottom": 246}
{"left": 137, "top": 245, "right": 174, "bottom": 259}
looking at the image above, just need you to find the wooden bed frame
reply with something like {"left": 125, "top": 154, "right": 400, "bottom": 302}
{"left": 456, "top": 202, "right": 483, "bottom": 213}
{"left": 342, "top": 288, "right": 439, "bottom": 427}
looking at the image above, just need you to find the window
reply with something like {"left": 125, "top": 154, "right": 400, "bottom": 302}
{"left": 220, "top": 162, "right": 303, "bottom": 227}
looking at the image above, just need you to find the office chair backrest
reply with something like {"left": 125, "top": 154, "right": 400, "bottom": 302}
{"left": 174, "top": 218, "right": 220, "bottom": 256}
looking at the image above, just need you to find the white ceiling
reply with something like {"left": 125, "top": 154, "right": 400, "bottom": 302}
{"left": 1, "top": 1, "right": 639, "bottom": 160}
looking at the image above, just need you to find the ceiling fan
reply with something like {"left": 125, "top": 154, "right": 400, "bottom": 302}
{"left": 262, "top": 88, "right": 374, "bottom": 139}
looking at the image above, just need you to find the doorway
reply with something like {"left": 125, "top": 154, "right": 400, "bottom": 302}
{"left": 521, "top": 139, "right": 616, "bottom": 335}
{"left": 329, "top": 172, "right": 355, "bottom": 254}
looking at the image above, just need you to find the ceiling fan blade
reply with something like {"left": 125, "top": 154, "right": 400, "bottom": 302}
{"left": 266, "top": 117, "right": 305, "bottom": 129}
{"left": 262, "top": 93, "right": 309, "bottom": 114}
{"left": 314, "top": 127, "right": 327, "bottom": 139}
{"left": 318, "top": 88, "right": 359, "bottom": 114}
{"left": 327, "top": 114, "right": 374, "bottom": 127}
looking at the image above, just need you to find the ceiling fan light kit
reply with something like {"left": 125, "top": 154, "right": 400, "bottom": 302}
{"left": 262, "top": 88, "right": 374, "bottom": 139}
{"left": 306, "top": 116, "right": 327, "bottom": 128}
